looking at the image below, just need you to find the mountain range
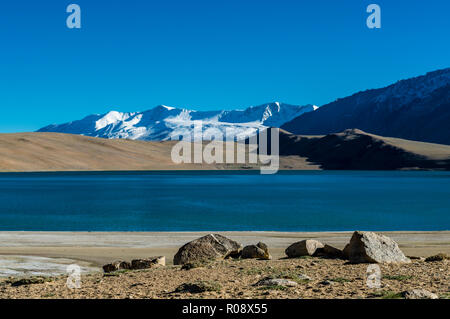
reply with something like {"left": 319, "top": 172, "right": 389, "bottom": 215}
{"left": 282, "top": 68, "right": 450, "bottom": 145}
{"left": 37, "top": 68, "right": 449, "bottom": 145}
{"left": 38, "top": 103, "right": 317, "bottom": 141}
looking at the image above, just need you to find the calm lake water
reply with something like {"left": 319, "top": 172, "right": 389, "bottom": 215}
{"left": 0, "top": 171, "right": 449, "bottom": 232}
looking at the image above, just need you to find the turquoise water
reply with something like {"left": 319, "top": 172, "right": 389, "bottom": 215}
{"left": 0, "top": 171, "right": 448, "bottom": 231}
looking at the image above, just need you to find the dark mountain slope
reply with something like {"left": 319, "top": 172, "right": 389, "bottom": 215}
{"left": 282, "top": 68, "right": 450, "bottom": 145}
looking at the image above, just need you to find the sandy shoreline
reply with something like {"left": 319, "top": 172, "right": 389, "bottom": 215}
{"left": 0, "top": 231, "right": 449, "bottom": 269}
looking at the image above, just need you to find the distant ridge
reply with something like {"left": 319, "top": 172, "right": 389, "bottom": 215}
{"left": 282, "top": 68, "right": 450, "bottom": 145}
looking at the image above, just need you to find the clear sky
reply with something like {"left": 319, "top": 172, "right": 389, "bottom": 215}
{"left": 0, "top": 0, "right": 449, "bottom": 132}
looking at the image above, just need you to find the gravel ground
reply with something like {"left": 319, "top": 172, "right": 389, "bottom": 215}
{"left": 1, "top": 256, "right": 448, "bottom": 299}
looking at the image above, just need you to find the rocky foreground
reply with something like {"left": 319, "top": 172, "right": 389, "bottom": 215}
{"left": 0, "top": 231, "right": 448, "bottom": 299}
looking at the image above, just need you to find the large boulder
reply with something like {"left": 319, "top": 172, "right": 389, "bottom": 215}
{"left": 173, "top": 234, "right": 242, "bottom": 265}
{"left": 347, "top": 231, "right": 410, "bottom": 264}
{"left": 241, "top": 242, "right": 271, "bottom": 260}
{"left": 285, "top": 239, "right": 324, "bottom": 258}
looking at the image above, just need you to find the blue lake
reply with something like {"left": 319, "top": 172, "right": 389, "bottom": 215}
{"left": 0, "top": 171, "right": 449, "bottom": 232}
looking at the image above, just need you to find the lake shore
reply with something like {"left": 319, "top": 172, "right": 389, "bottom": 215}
{"left": 1, "top": 231, "right": 449, "bottom": 268}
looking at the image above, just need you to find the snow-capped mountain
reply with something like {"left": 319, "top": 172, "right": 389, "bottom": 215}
{"left": 38, "top": 102, "right": 318, "bottom": 141}
{"left": 282, "top": 68, "right": 450, "bottom": 145}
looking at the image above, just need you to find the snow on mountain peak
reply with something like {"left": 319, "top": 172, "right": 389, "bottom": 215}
{"left": 160, "top": 105, "right": 176, "bottom": 111}
{"left": 95, "top": 111, "right": 130, "bottom": 130}
{"left": 38, "top": 102, "right": 317, "bottom": 141}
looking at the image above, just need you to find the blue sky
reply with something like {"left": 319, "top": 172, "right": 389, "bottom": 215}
{"left": 0, "top": 0, "right": 449, "bottom": 132}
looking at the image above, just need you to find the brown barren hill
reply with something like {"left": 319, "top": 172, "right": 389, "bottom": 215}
{"left": 277, "top": 128, "right": 450, "bottom": 170}
{"left": 0, "top": 130, "right": 449, "bottom": 172}
{"left": 0, "top": 132, "right": 317, "bottom": 172}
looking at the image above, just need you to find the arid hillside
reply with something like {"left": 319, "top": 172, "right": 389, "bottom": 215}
{"left": 0, "top": 130, "right": 449, "bottom": 172}
{"left": 0, "top": 132, "right": 316, "bottom": 172}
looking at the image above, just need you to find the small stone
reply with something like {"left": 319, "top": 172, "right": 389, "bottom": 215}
{"left": 297, "top": 274, "right": 312, "bottom": 281}
{"left": 402, "top": 289, "right": 438, "bottom": 299}
{"left": 131, "top": 256, "right": 166, "bottom": 270}
{"left": 174, "top": 281, "right": 222, "bottom": 294}
{"left": 10, "top": 277, "right": 46, "bottom": 287}
{"left": 425, "top": 253, "right": 448, "bottom": 262}
{"left": 253, "top": 277, "right": 298, "bottom": 287}
{"left": 102, "top": 260, "right": 131, "bottom": 273}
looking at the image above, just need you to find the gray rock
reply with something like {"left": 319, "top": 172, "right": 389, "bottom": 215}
{"left": 402, "top": 289, "right": 438, "bottom": 299}
{"left": 254, "top": 278, "right": 298, "bottom": 287}
{"left": 174, "top": 281, "right": 222, "bottom": 293}
{"left": 285, "top": 239, "right": 324, "bottom": 258}
{"left": 173, "top": 234, "right": 242, "bottom": 265}
{"left": 347, "top": 231, "right": 410, "bottom": 264}
{"left": 131, "top": 256, "right": 166, "bottom": 270}
{"left": 102, "top": 260, "right": 132, "bottom": 273}
{"left": 425, "top": 253, "right": 448, "bottom": 262}
{"left": 10, "top": 277, "right": 47, "bottom": 287}
{"left": 297, "top": 274, "right": 311, "bottom": 281}
{"left": 241, "top": 242, "right": 271, "bottom": 260}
